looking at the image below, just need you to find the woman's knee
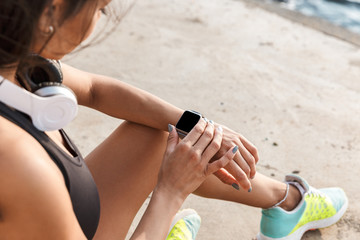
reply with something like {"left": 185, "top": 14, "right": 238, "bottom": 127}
{"left": 114, "top": 121, "right": 169, "bottom": 148}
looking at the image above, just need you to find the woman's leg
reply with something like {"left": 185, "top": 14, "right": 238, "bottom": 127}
{"left": 85, "top": 121, "right": 168, "bottom": 240}
{"left": 85, "top": 121, "right": 300, "bottom": 239}
{"left": 194, "top": 173, "right": 301, "bottom": 211}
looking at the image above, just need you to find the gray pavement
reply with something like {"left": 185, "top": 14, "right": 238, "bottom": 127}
{"left": 64, "top": 0, "right": 360, "bottom": 239}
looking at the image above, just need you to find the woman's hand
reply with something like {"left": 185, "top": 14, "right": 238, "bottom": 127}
{"left": 156, "top": 119, "right": 238, "bottom": 201}
{"left": 212, "top": 124, "right": 259, "bottom": 191}
{"left": 132, "top": 119, "right": 238, "bottom": 240}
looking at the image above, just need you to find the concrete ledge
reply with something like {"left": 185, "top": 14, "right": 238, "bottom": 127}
{"left": 240, "top": 0, "right": 360, "bottom": 46}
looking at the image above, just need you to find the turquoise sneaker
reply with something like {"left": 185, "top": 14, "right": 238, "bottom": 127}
{"left": 257, "top": 174, "right": 348, "bottom": 240}
{"left": 166, "top": 209, "right": 201, "bottom": 240}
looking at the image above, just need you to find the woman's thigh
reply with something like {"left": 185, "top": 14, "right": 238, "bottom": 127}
{"left": 85, "top": 121, "right": 168, "bottom": 240}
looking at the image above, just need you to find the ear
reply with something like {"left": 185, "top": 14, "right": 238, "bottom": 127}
{"left": 37, "top": 0, "right": 64, "bottom": 34}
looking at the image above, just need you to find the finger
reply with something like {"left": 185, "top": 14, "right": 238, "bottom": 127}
{"left": 213, "top": 168, "right": 239, "bottom": 190}
{"left": 201, "top": 126, "right": 222, "bottom": 162}
{"left": 224, "top": 157, "right": 252, "bottom": 191}
{"left": 182, "top": 118, "right": 207, "bottom": 146}
{"left": 165, "top": 124, "right": 179, "bottom": 154}
{"left": 193, "top": 121, "right": 215, "bottom": 154}
{"left": 236, "top": 144, "right": 256, "bottom": 179}
{"left": 206, "top": 145, "right": 237, "bottom": 176}
{"left": 241, "top": 137, "right": 259, "bottom": 164}
{"left": 233, "top": 150, "right": 251, "bottom": 178}
{"left": 239, "top": 148, "right": 256, "bottom": 178}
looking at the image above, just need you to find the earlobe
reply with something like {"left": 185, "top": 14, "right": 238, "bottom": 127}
{"left": 40, "top": 25, "right": 54, "bottom": 36}
{"left": 37, "top": 6, "right": 54, "bottom": 35}
{"left": 37, "top": 0, "right": 64, "bottom": 35}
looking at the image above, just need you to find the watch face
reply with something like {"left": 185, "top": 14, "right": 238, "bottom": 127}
{"left": 176, "top": 111, "right": 202, "bottom": 133}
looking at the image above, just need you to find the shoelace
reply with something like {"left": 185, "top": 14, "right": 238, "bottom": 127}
{"left": 307, "top": 186, "right": 326, "bottom": 198}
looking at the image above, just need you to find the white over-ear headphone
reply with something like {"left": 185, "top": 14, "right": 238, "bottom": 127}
{"left": 0, "top": 55, "right": 78, "bottom": 131}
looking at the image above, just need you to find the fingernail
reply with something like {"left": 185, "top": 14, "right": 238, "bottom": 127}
{"left": 217, "top": 126, "right": 223, "bottom": 132}
{"left": 168, "top": 124, "right": 173, "bottom": 132}
{"left": 209, "top": 120, "right": 214, "bottom": 124}
{"left": 232, "top": 145, "right": 238, "bottom": 154}
{"left": 203, "top": 117, "right": 209, "bottom": 122}
{"left": 248, "top": 187, "right": 252, "bottom": 193}
{"left": 232, "top": 183, "right": 240, "bottom": 190}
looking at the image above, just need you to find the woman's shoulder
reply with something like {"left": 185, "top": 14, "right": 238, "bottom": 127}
{"left": 0, "top": 114, "right": 67, "bottom": 198}
{"left": 0, "top": 114, "right": 64, "bottom": 193}
{"left": 0, "top": 116, "right": 85, "bottom": 238}
{"left": 0, "top": 115, "right": 55, "bottom": 169}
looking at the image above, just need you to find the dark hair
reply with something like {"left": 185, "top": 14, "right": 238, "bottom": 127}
{"left": 0, "top": 0, "right": 93, "bottom": 68}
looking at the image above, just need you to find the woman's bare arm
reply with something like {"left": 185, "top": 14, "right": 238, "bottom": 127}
{"left": 62, "top": 64, "right": 183, "bottom": 131}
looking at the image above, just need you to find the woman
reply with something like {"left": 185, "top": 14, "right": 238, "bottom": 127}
{"left": 0, "top": 0, "right": 348, "bottom": 239}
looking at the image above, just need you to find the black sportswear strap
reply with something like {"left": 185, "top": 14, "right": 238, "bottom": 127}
{"left": 0, "top": 102, "right": 100, "bottom": 239}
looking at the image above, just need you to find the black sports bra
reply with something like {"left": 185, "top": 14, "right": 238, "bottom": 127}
{"left": 0, "top": 102, "right": 100, "bottom": 239}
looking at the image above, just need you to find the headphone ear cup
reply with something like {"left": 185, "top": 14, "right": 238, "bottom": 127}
{"left": 16, "top": 55, "right": 63, "bottom": 91}
{"left": 14, "top": 54, "right": 78, "bottom": 131}
{"left": 32, "top": 83, "right": 78, "bottom": 131}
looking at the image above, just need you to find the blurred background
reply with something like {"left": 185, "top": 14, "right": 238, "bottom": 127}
{"left": 268, "top": 0, "right": 360, "bottom": 34}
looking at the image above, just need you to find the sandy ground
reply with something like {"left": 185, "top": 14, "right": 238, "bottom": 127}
{"left": 64, "top": 0, "right": 360, "bottom": 239}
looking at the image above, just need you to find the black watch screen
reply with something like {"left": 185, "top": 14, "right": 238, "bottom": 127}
{"left": 175, "top": 110, "right": 202, "bottom": 138}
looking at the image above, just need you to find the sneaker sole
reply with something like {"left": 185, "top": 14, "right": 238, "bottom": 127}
{"left": 256, "top": 197, "right": 348, "bottom": 240}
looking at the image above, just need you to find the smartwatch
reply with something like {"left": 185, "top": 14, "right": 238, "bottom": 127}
{"left": 175, "top": 110, "right": 203, "bottom": 139}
